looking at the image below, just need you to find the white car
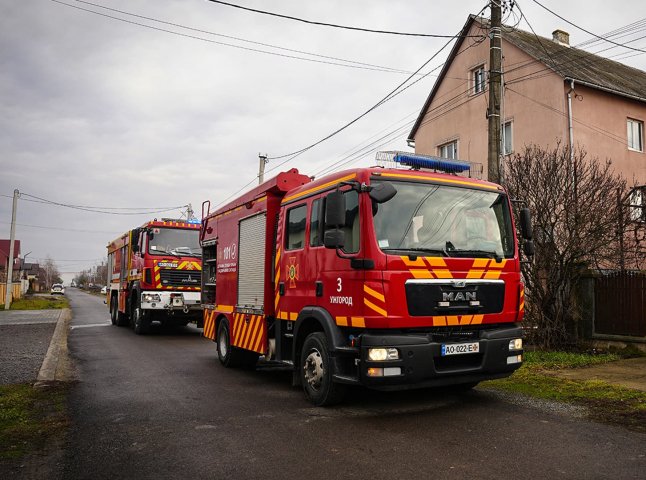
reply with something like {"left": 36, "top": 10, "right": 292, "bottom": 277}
{"left": 51, "top": 283, "right": 65, "bottom": 295}
{"left": 100, "top": 286, "right": 107, "bottom": 294}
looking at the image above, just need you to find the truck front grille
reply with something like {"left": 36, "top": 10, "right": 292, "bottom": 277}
{"left": 159, "top": 269, "right": 200, "bottom": 287}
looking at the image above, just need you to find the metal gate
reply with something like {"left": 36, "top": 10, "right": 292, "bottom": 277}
{"left": 594, "top": 271, "right": 646, "bottom": 337}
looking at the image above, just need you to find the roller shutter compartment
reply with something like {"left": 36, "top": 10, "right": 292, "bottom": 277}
{"left": 237, "top": 213, "right": 266, "bottom": 310}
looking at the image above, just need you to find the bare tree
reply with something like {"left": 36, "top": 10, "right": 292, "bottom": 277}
{"left": 503, "top": 144, "right": 627, "bottom": 348}
{"left": 39, "top": 256, "right": 62, "bottom": 289}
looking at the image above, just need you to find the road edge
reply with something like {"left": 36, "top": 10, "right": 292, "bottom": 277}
{"left": 35, "top": 308, "right": 76, "bottom": 386}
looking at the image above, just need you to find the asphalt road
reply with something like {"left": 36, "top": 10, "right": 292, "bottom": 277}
{"left": 62, "top": 288, "right": 646, "bottom": 480}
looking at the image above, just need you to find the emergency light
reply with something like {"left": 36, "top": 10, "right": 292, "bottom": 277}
{"left": 393, "top": 153, "right": 470, "bottom": 173}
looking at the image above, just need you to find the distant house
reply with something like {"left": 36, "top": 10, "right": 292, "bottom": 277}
{"left": 408, "top": 15, "right": 646, "bottom": 189}
{"left": 0, "top": 239, "right": 21, "bottom": 281}
{"left": 21, "top": 262, "right": 41, "bottom": 292}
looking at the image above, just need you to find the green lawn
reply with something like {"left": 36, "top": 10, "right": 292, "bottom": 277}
{"left": 482, "top": 351, "right": 646, "bottom": 432}
{"left": 0, "top": 384, "right": 68, "bottom": 460}
{"left": 0, "top": 296, "right": 69, "bottom": 310}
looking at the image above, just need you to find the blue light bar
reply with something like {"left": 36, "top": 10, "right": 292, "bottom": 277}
{"left": 187, "top": 219, "right": 201, "bottom": 224}
{"left": 393, "top": 153, "right": 470, "bottom": 173}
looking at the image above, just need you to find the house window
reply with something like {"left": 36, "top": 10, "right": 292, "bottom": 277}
{"left": 472, "top": 66, "right": 486, "bottom": 95}
{"left": 627, "top": 118, "right": 643, "bottom": 152}
{"left": 503, "top": 121, "right": 513, "bottom": 155}
{"left": 438, "top": 140, "right": 458, "bottom": 159}
{"left": 629, "top": 187, "right": 645, "bottom": 222}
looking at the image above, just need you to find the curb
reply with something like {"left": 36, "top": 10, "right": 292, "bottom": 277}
{"left": 35, "top": 308, "right": 76, "bottom": 387}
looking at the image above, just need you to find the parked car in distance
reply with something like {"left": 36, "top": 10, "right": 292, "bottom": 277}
{"left": 100, "top": 286, "right": 107, "bottom": 294}
{"left": 51, "top": 283, "right": 65, "bottom": 295}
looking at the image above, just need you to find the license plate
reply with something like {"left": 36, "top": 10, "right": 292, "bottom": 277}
{"left": 441, "top": 342, "right": 480, "bottom": 356}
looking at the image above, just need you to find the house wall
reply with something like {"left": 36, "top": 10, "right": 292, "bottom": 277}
{"left": 413, "top": 23, "right": 646, "bottom": 187}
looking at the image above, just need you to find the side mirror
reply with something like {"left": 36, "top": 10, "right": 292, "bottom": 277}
{"left": 369, "top": 182, "right": 397, "bottom": 204}
{"left": 324, "top": 230, "right": 346, "bottom": 249}
{"left": 520, "top": 208, "right": 533, "bottom": 240}
{"left": 325, "top": 190, "right": 346, "bottom": 227}
{"left": 524, "top": 239, "right": 535, "bottom": 257}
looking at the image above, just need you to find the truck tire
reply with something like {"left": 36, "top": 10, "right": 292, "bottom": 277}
{"left": 300, "top": 332, "right": 346, "bottom": 406}
{"left": 110, "top": 298, "right": 117, "bottom": 325}
{"left": 111, "top": 295, "right": 129, "bottom": 327}
{"left": 132, "top": 301, "right": 151, "bottom": 335}
{"left": 216, "top": 319, "right": 258, "bottom": 368}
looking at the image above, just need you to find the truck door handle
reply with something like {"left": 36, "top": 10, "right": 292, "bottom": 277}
{"left": 315, "top": 281, "right": 323, "bottom": 297}
{"left": 279, "top": 282, "right": 285, "bottom": 296}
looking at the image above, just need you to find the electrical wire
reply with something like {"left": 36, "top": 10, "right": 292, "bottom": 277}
{"left": 0, "top": 221, "right": 120, "bottom": 234}
{"left": 18, "top": 192, "right": 187, "bottom": 216}
{"left": 206, "top": 0, "right": 482, "bottom": 38}
{"left": 532, "top": 0, "right": 646, "bottom": 54}
{"left": 50, "top": 0, "right": 414, "bottom": 74}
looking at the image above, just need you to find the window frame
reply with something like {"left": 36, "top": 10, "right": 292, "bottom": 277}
{"left": 627, "top": 118, "right": 644, "bottom": 152}
{"left": 438, "top": 140, "right": 458, "bottom": 160}
{"left": 285, "top": 203, "right": 308, "bottom": 251}
{"left": 503, "top": 120, "right": 513, "bottom": 155}
{"left": 472, "top": 65, "right": 486, "bottom": 95}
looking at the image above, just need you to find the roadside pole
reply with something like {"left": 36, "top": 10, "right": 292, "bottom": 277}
{"left": 4, "top": 189, "right": 19, "bottom": 310}
{"left": 487, "top": 0, "right": 502, "bottom": 183}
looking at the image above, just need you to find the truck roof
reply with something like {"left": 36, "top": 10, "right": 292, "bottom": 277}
{"left": 106, "top": 219, "right": 200, "bottom": 251}
{"left": 281, "top": 166, "right": 504, "bottom": 206}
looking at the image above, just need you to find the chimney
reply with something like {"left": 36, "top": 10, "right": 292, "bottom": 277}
{"left": 552, "top": 29, "right": 570, "bottom": 47}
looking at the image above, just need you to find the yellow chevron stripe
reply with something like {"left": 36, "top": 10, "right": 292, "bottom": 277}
{"left": 472, "top": 314, "right": 484, "bottom": 325}
{"left": 363, "top": 285, "right": 385, "bottom": 302}
{"left": 217, "top": 305, "right": 234, "bottom": 314}
{"left": 411, "top": 270, "right": 433, "bottom": 279}
{"left": 432, "top": 269, "right": 452, "bottom": 279}
{"left": 364, "top": 298, "right": 387, "bottom": 317}
{"left": 350, "top": 317, "right": 365, "bottom": 328}
{"left": 446, "top": 316, "right": 459, "bottom": 326}
{"left": 433, "top": 316, "right": 447, "bottom": 326}
{"left": 282, "top": 173, "right": 356, "bottom": 204}
{"left": 336, "top": 316, "right": 348, "bottom": 326}
{"left": 460, "top": 315, "right": 473, "bottom": 325}
{"left": 233, "top": 314, "right": 243, "bottom": 345}
{"left": 275, "top": 248, "right": 281, "bottom": 268}
{"left": 401, "top": 256, "right": 426, "bottom": 267}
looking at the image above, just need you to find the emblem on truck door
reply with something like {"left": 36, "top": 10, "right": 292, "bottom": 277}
{"left": 287, "top": 257, "right": 299, "bottom": 288}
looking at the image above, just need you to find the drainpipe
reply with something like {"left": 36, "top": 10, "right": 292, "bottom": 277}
{"left": 566, "top": 79, "right": 576, "bottom": 201}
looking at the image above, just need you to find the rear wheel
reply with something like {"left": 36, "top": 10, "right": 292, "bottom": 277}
{"left": 216, "top": 319, "right": 258, "bottom": 368}
{"left": 301, "top": 332, "right": 346, "bottom": 406}
{"left": 110, "top": 297, "right": 117, "bottom": 325}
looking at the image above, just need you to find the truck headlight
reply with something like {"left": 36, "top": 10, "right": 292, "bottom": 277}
{"left": 142, "top": 293, "right": 161, "bottom": 303}
{"left": 368, "top": 348, "right": 399, "bottom": 361}
{"left": 509, "top": 338, "right": 523, "bottom": 351}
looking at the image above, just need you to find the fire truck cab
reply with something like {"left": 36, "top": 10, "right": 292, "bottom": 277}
{"left": 201, "top": 152, "right": 533, "bottom": 405}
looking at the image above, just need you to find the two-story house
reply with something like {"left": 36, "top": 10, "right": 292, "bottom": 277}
{"left": 408, "top": 15, "right": 646, "bottom": 189}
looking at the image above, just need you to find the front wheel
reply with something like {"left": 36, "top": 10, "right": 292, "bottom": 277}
{"left": 132, "top": 303, "right": 151, "bottom": 335}
{"left": 300, "top": 332, "right": 346, "bottom": 406}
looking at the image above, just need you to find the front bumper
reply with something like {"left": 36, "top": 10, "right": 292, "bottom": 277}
{"left": 342, "top": 326, "right": 523, "bottom": 390}
{"left": 140, "top": 290, "right": 201, "bottom": 313}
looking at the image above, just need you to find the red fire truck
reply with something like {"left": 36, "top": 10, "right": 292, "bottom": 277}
{"left": 107, "top": 219, "right": 203, "bottom": 334}
{"left": 200, "top": 152, "right": 534, "bottom": 405}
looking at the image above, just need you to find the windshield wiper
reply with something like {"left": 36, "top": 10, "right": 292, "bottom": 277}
{"left": 449, "top": 249, "right": 503, "bottom": 262}
{"left": 383, "top": 247, "right": 447, "bottom": 257}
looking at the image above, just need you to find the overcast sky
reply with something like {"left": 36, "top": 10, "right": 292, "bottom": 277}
{"left": 2, "top": 0, "right": 645, "bottom": 284}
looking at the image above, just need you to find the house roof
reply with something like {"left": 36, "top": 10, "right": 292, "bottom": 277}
{"left": 0, "top": 239, "right": 21, "bottom": 264}
{"left": 408, "top": 15, "right": 646, "bottom": 141}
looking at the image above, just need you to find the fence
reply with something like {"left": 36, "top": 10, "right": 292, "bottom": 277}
{"left": 0, "top": 282, "right": 23, "bottom": 306}
{"left": 593, "top": 271, "right": 646, "bottom": 339}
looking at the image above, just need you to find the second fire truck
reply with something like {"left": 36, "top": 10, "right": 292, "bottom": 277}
{"left": 107, "top": 219, "right": 203, "bottom": 334}
{"left": 200, "top": 152, "right": 534, "bottom": 405}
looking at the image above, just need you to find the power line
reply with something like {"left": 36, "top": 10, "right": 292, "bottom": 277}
{"left": 206, "top": 0, "right": 482, "bottom": 38}
{"left": 18, "top": 192, "right": 186, "bottom": 215}
{"left": 0, "top": 221, "right": 119, "bottom": 234}
{"left": 532, "top": 0, "right": 646, "bottom": 54}
{"left": 64, "top": 0, "right": 416, "bottom": 75}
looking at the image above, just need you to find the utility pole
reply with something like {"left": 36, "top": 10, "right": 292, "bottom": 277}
{"left": 258, "top": 153, "right": 268, "bottom": 185}
{"left": 487, "top": 0, "right": 503, "bottom": 183}
{"left": 4, "top": 189, "right": 18, "bottom": 310}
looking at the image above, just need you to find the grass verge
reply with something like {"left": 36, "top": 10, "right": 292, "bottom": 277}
{"left": 0, "top": 383, "right": 69, "bottom": 460}
{"left": 482, "top": 351, "right": 646, "bottom": 433}
{"left": 1, "top": 296, "right": 69, "bottom": 310}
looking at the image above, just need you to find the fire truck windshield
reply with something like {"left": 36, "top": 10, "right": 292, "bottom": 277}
{"left": 372, "top": 180, "right": 515, "bottom": 258}
{"left": 148, "top": 228, "right": 201, "bottom": 257}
